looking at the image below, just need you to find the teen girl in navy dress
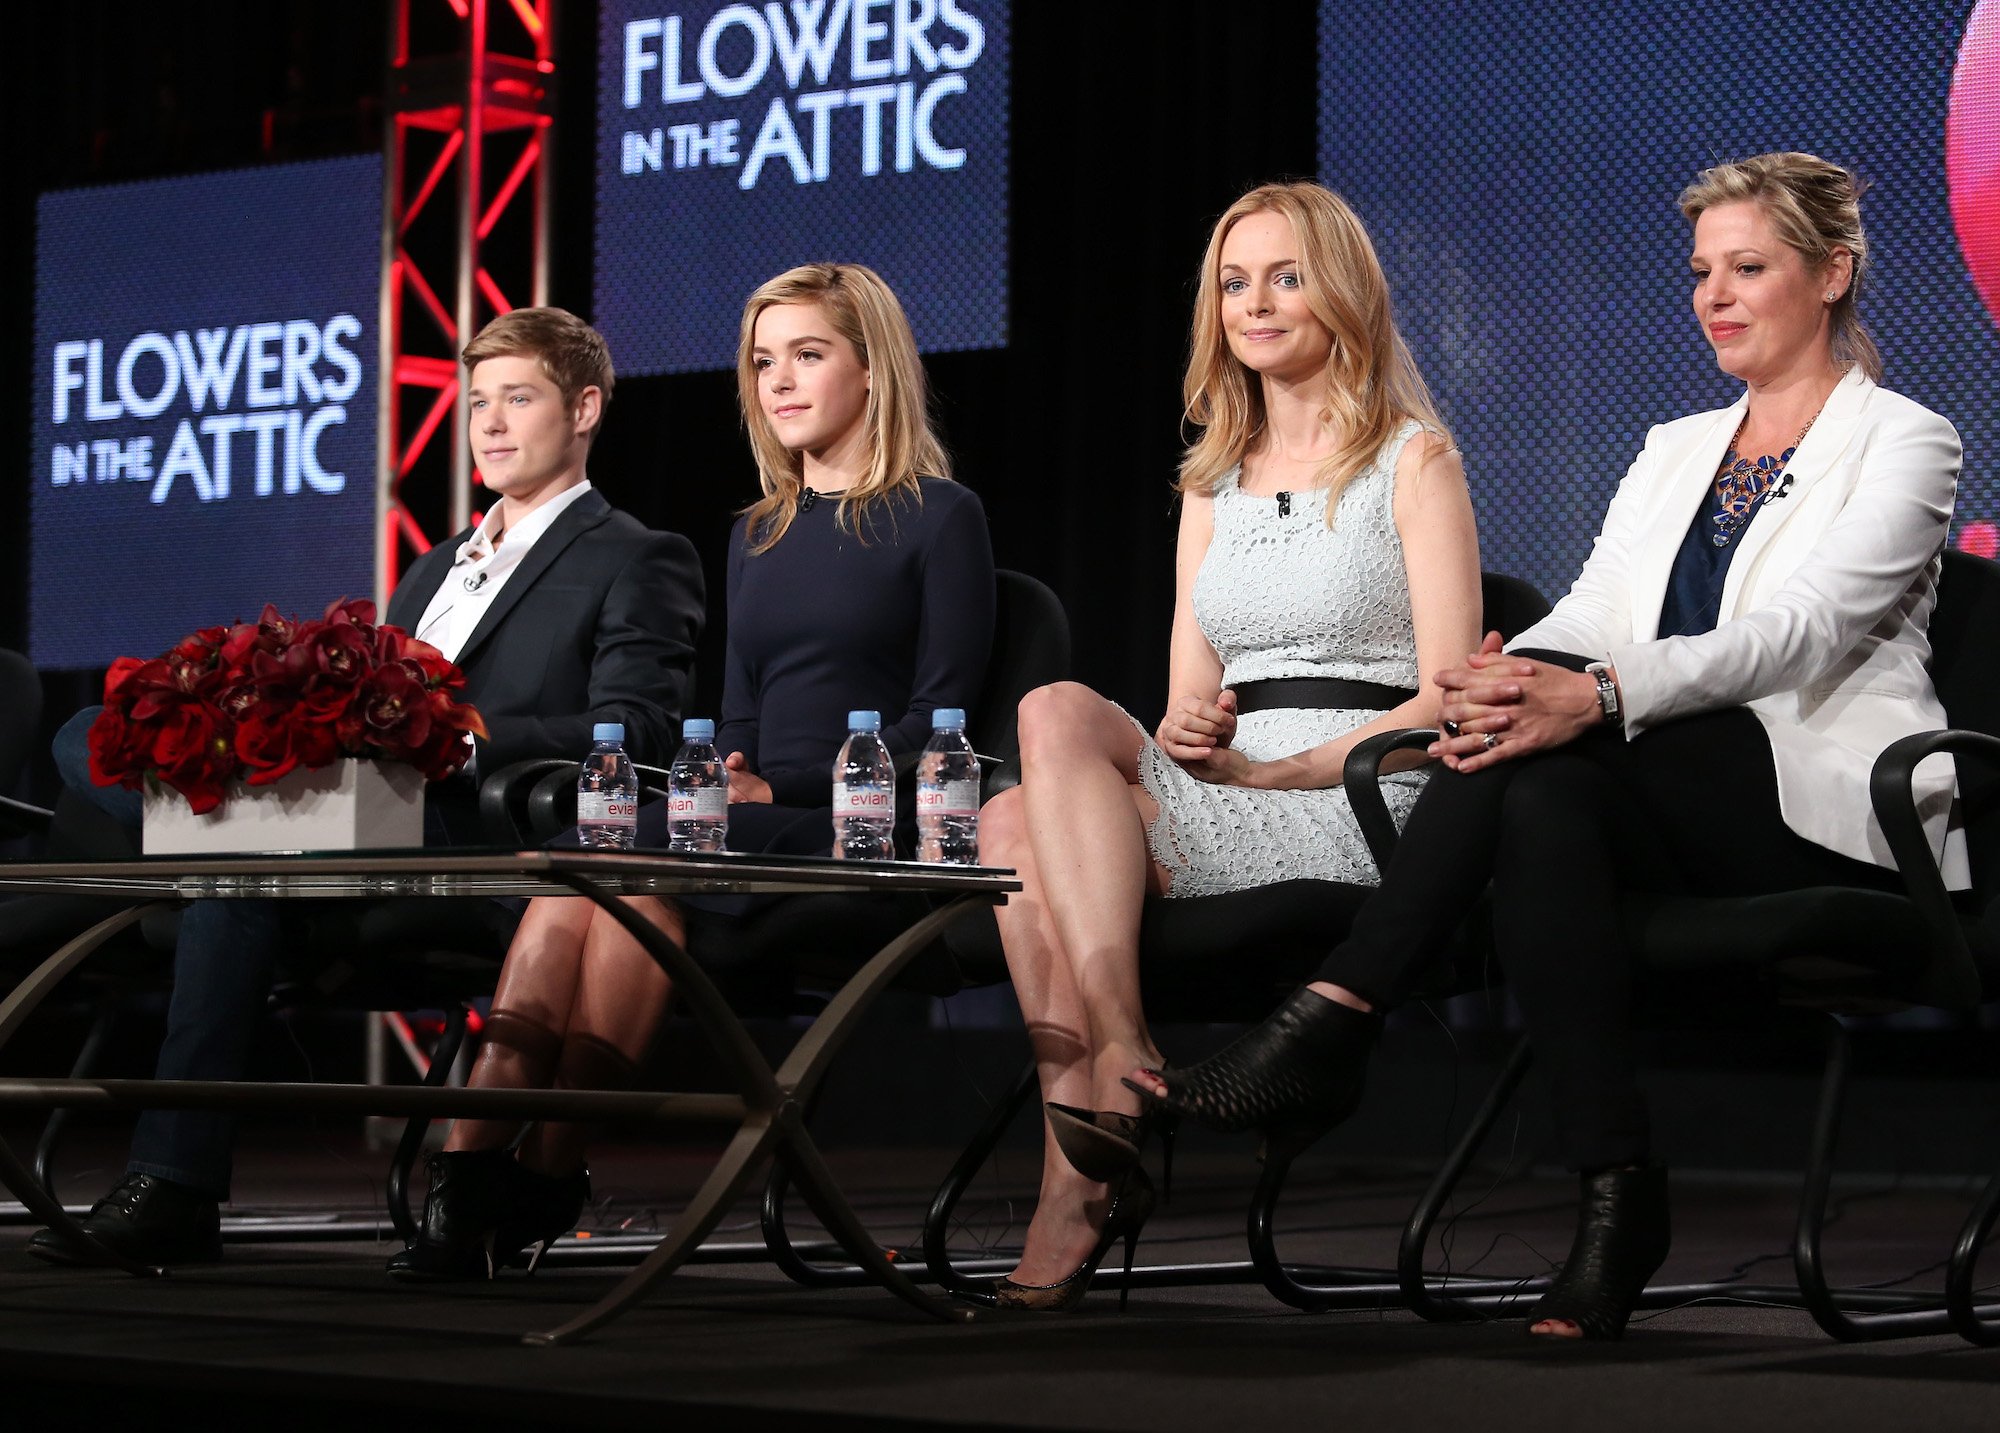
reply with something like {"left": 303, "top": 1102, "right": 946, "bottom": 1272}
{"left": 388, "top": 263, "right": 993, "bottom": 1279}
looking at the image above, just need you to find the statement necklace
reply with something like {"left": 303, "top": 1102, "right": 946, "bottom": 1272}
{"left": 1710, "top": 411, "right": 1819, "bottom": 549}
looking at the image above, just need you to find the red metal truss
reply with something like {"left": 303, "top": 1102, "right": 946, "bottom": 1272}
{"left": 376, "top": 0, "right": 556, "bottom": 602}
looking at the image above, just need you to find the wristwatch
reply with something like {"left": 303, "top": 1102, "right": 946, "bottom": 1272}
{"left": 1585, "top": 662, "right": 1623, "bottom": 730}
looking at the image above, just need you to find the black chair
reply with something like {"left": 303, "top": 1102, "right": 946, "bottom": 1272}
{"left": 921, "top": 571, "right": 1555, "bottom": 1305}
{"left": 0, "top": 649, "right": 53, "bottom": 841}
{"left": 1392, "top": 549, "right": 2000, "bottom": 1343}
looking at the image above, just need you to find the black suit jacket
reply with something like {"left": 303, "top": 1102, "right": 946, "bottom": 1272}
{"left": 387, "top": 488, "right": 704, "bottom": 782}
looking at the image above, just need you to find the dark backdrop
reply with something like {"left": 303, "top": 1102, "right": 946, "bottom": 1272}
{"left": 2, "top": 0, "right": 1319, "bottom": 782}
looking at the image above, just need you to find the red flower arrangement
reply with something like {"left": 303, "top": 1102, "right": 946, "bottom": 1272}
{"left": 88, "top": 598, "right": 488, "bottom": 815}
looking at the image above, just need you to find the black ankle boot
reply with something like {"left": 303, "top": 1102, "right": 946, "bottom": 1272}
{"left": 385, "top": 1149, "right": 517, "bottom": 1281}
{"left": 1129, "top": 988, "right": 1380, "bottom": 1137}
{"left": 1526, "top": 1166, "right": 1671, "bottom": 1341}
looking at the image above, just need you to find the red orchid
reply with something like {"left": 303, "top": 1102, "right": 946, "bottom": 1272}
{"left": 87, "top": 597, "right": 487, "bottom": 813}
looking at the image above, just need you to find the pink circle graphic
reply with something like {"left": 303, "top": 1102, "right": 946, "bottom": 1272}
{"left": 1949, "top": 0, "right": 2000, "bottom": 329}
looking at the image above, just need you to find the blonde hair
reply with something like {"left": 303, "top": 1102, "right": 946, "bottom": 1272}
{"left": 1177, "top": 181, "right": 1448, "bottom": 520}
{"left": 736, "top": 263, "right": 951, "bottom": 553}
{"left": 461, "top": 306, "right": 614, "bottom": 440}
{"left": 1680, "top": 152, "right": 1882, "bottom": 382}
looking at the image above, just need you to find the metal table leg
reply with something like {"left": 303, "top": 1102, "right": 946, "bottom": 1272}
{"left": 0, "top": 903, "right": 170, "bottom": 1275}
{"left": 523, "top": 882, "right": 988, "bottom": 1342}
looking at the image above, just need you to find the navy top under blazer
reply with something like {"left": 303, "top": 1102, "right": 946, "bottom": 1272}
{"left": 1654, "top": 484, "right": 1736, "bottom": 639}
{"left": 715, "top": 477, "right": 994, "bottom": 813}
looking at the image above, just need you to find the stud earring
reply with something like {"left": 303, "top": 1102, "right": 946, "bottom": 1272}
{"left": 1825, "top": 291, "right": 1837, "bottom": 301}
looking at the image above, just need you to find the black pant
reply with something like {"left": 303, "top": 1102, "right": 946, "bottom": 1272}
{"left": 1316, "top": 661, "right": 1896, "bottom": 1171}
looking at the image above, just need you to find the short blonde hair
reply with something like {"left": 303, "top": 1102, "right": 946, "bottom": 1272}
{"left": 736, "top": 263, "right": 951, "bottom": 553}
{"left": 461, "top": 307, "right": 615, "bottom": 438}
{"left": 1680, "top": 152, "right": 1881, "bottom": 382}
{"left": 1178, "top": 181, "right": 1448, "bottom": 521}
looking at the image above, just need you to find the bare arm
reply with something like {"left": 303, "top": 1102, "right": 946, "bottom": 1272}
{"left": 1192, "top": 433, "right": 1483, "bottom": 789}
{"left": 1154, "top": 491, "right": 1235, "bottom": 761}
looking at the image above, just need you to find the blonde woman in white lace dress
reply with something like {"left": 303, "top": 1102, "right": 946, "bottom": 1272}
{"left": 974, "top": 182, "right": 1482, "bottom": 1309}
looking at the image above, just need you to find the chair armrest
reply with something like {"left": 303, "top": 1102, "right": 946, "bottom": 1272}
{"left": 1342, "top": 729, "right": 1437, "bottom": 875}
{"left": 0, "top": 793, "right": 54, "bottom": 839}
{"left": 522, "top": 765, "right": 672, "bottom": 844}
{"left": 897, "top": 751, "right": 1007, "bottom": 793}
{"left": 481, "top": 759, "right": 674, "bottom": 845}
{"left": 979, "top": 756, "right": 1019, "bottom": 802}
{"left": 479, "top": 759, "right": 580, "bottom": 846}
{"left": 1870, "top": 730, "right": 1999, "bottom": 1010}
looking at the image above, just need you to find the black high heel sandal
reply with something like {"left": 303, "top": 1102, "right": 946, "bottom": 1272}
{"left": 1124, "top": 987, "right": 1381, "bottom": 1140}
{"left": 1526, "top": 1166, "right": 1671, "bottom": 1341}
{"left": 1044, "top": 1102, "right": 1178, "bottom": 1203}
{"left": 989, "top": 1166, "right": 1158, "bottom": 1312}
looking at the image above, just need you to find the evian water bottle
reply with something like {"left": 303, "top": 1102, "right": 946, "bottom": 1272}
{"left": 832, "top": 710, "right": 896, "bottom": 861}
{"left": 666, "top": 718, "right": 728, "bottom": 853}
{"left": 576, "top": 722, "right": 639, "bottom": 850}
{"left": 916, "top": 708, "right": 981, "bottom": 864}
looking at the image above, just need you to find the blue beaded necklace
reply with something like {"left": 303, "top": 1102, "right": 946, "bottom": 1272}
{"left": 1711, "top": 412, "right": 1817, "bottom": 548}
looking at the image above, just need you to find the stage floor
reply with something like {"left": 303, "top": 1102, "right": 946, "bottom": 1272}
{"left": 0, "top": 1129, "right": 1994, "bottom": 1431}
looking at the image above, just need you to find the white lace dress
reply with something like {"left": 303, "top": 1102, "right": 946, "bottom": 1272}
{"left": 1134, "top": 420, "right": 1429, "bottom": 897}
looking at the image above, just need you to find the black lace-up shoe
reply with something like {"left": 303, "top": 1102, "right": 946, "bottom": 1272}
{"left": 26, "top": 1173, "right": 223, "bottom": 1266}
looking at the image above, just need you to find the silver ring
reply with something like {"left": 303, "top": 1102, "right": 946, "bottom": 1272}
{"left": 1440, "top": 719, "right": 1461, "bottom": 739}
{"left": 1481, "top": 732, "right": 1500, "bottom": 751}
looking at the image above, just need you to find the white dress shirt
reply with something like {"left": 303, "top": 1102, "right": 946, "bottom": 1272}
{"left": 415, "top": 479, "right": 594, "bottom": 662}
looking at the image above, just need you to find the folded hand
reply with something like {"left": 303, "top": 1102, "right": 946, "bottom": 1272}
{"left": 723, "top": 751, "right": 773, "bottom": 804}
{"left": 1157, "top": 689, "right": 1239, "bottom": 762}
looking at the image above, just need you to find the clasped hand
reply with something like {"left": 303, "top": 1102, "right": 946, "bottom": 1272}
{"left": 1157, "top": 690, "right": 1256, "bottom": 785}
{"left": 722, "top": 751, "right": 773, "bottom": 803}
{"left": 1428, "top": 631, "right": 1602, "bottom": 773}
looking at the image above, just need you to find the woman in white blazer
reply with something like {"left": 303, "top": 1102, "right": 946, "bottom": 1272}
{"left": 1132, "top": 153, "right": 1963, "bottom": 1340}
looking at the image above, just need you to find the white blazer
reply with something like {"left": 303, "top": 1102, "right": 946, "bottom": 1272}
{"left": 1508, "top": 367, "right": 1967, "bottom": 888}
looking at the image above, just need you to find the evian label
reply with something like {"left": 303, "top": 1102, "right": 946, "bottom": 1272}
{"left": 833, "top": 782, "right": 893, "bottom": 816}
{"left": 917, "top": 780, "right": 980, "bottom": 817}
{"left": 667, "top": 789, "right": 727, "bottom": 822}
{"left": 577, "top": 793, "right": 638, "bottom": 824}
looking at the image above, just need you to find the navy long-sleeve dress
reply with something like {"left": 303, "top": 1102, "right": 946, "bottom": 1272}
{"left": 642, "top": 477, "right": 995, "bottom": 856}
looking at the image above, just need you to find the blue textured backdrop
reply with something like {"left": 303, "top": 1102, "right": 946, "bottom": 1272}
{"left": 31, "top": 154, "right": 382, "bottom": 670}
{"left": 1319, "top": 0, "right": 2000, "bottom": 606}
{"left": 595, "top": 0, "right": 1010, "bottom": 375}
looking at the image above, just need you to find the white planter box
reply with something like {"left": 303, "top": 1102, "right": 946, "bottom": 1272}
{"left": 142, "top": 759, "right": 427, "bottom": 855}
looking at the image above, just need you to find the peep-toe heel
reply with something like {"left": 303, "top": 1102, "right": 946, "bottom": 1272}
{"left": 1045, "top": 1097, "right": 1179, "bottom": 1203}
{"left": 988, "top": 1166, "right": 1158, "bottom": 1313}
{"left": 1125, "top": 988, "right": 1380, "bottom": 1140}
{"left": 1526, "top": 1166, "right": 1670, "bottom": 1341}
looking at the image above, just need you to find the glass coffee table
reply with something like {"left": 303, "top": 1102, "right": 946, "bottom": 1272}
{"left": 0, "top": 848, "right": 1019, "bottom": 1342}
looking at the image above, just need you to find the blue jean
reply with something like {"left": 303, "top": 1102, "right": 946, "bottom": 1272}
{"left": 125, "top": 900, "right": 282, "bottom": 1195}
{"left": 58, "top": 708, "right": 268, "bottom": 1193}
{"left": 57, "top": 708, "right": 300, "bottom": 1196}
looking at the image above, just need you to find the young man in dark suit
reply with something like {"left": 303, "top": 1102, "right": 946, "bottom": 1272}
{"left": 33, "top": 309, "right": 704, "bottom": 1265}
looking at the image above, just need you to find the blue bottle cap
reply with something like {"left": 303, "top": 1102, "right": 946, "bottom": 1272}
{"left": 682, "top": 718, "right": 715, "bottom": 741}
{"left": 592, "top": 722, "right": 625, "bottom": 743}
{"left": 931, "top": 708, "right": 967, "bottom": 730}
{"left": 847, "top": 710, "right": 882, "bottom": 732}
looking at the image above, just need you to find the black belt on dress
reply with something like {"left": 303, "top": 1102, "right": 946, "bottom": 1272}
{"left": 1231, "top": 677, "right": 1417, "bottom": 715}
